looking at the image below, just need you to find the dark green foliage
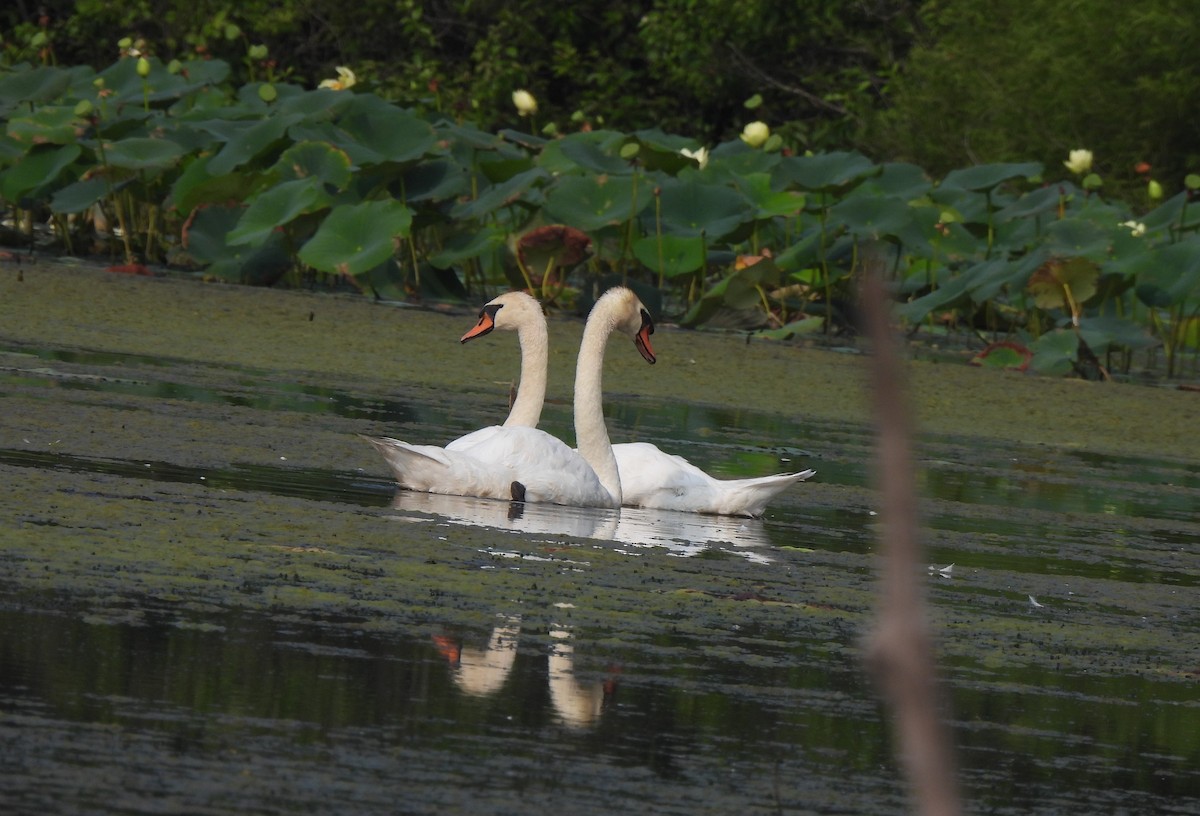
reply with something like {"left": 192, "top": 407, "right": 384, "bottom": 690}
{"left": 3, "top": 0, "right": 916, "bottom": 147}
{"left": 1, "top": 3, "right": 1198, "bottom": 377}
{"left": 867, "top": 0, "right": 1200, "bottom": 199}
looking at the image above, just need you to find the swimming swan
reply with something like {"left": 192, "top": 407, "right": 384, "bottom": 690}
{"left": 460, "top": 290, "right": 814, "bottom": 517}
{"left": 366, "top": 286, "right": 656, "bottom": 508}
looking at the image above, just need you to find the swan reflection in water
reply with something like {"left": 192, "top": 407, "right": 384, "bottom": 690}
{"left": 432, "top": 614, "right": 615, "bottom": 730}
{"left": 388, "top": 490, "right": 775, "bottom": 563}
{"left": 393, "top": 491, "right": 777, "bottom": 728}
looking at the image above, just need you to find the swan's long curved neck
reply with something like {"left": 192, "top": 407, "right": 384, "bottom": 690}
{"left": 573, "top": 305, "right": 621, "bottom": 506}
{"left": 503, "top": 317, "right": 548, "bottom": 428}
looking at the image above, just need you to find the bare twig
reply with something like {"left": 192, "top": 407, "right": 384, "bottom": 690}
{"left": 723, "top": 42, "right": 854, "bottom": 118}
{"left": 861, "top": 264, "right": 963, "bottom": 816}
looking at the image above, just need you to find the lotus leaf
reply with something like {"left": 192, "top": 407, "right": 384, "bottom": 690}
{"left": 857, "top": 162, "right": 931, "bottom": 199}
{"left": 517, "top": 224, "right": 591, "bottom": 270}
{"left": 543, "top": 174, "right": 648, "bottom": 232}
{"left": 6, "top": 105, "right": 80, "bottom": 145}
{"left": 200, "top": 114, "right": 303, "bottom": 176}
{"left": 226, "top": 178, "right": 332, "bottom": 246}
{"left": 779, "top": 151, "right": 876, "bottom": 191}
{"left": 552, "top": 132, "right": 634, "bottom": 175}
{"left": 1039, "top": 217, "right": 1115, "bottom": 261}
{"left": 170, "top": 155, "right": 260, "bottom": 216}
{"left": 895, "top": 273, "right": 975, "bottom": 323}
{"left": 734, "top": 173, "right": 805, "bottom": 218}
{"left": 402, "top": 158, "right": 468, "bottom": 203}
{"left": 752, "top": 316, "right": 825, "bottom": 340}
{"left": 1026, "top": 257, "right": 1100, "bottom": 311}
{"left": 1029, "top": 328, "right": 1080, "bottom": 375}
{"left": 0, "top": 142, "right": 81, "bottom": 202}
{"left": 100, "top": 137, "right": 187, "bottom": 171}
{"left": 298, "top": 199, "right": 413, "bottom": 277}
{"left": 970, "top": 341, "right": 1032, "bottom": 371}
{"left": 428, "top": 225, "right": 505, "bottom": 269}
{"left": 273, "top": 141, "right": 352, "bottom": 189}
{"left": 633, "top": 234, "right": 706, "bottom": 278}
{"left": 994, "top": 185, "right": 1063, "bottom": 223}
{"left": 1079, "top": 316, "right": 1158, "bottom": 352}
{"left": 49, "top": 177, "right": 111, "bottom": 214}
{"left": 1133, "top": 241, "right": 1200, "bottom": 308}
{"left": 336, "top": 97, "right": 437, "bottom": 165}
{"left": 182, "top": 204, "right": 291, "bottom": 284}
{"left": 655, "top": 177, "right": 751, "bottom": 240}
{"left": 941, "top": 162, "right": 1042, "bottom": 192}
{"left": 453, "top": 166, "right": 548, "bottom": 220}
{"left": 829, "top": 195, "right": 912, "bottom": 240}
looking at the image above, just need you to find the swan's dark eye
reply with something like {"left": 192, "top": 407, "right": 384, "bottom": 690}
{"left": 640, "top": 308, "right": 655, "bottom": 334}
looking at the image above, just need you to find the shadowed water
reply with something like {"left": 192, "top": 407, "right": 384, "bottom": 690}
{"left": 1, "top": 340, "right": 1197, "bottom": 815}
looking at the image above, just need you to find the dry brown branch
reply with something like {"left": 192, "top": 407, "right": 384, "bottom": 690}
{"left": 861, "top": 267, "right": 963, "bottom": 816}
{"left": 723, "top": 41, "right": 853, "bottom": 118}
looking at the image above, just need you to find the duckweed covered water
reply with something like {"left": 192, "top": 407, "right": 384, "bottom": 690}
{"left": 1, "top": 263, "right": 1197, "bottom": 814}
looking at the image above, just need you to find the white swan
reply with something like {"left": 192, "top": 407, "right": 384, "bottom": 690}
{"left": 460, "top": 290, "right": 814, "bottom": 517}
{"left": 366, "top": 286, "right": 656, "bottom": 508}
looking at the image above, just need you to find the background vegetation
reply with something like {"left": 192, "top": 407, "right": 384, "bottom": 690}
{"left": 1, "top": 1, "right": 1198, "bottom": 378}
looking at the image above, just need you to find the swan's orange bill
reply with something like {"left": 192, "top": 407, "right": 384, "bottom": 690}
{"left": 635, "top": 308, "right": 656, "bottom": 364}
{"left": 461, "top": 305, "right": 499, "bottom": 343}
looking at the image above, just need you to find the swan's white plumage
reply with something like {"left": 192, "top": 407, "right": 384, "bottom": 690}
{"left": 366, "top": 288, "right": 655, "bottom": 508}
{"left": 366, "top": 426, "right": 610, "bottom": 506}
{"left": 462, "top": 291, "right": 815, "bottom": 517}
{"left": 613, "top": 442, "right": 815, "bottom": 518}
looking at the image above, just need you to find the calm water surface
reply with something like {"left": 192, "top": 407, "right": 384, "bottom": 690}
{"left": 0, "top": 343, "right": 1197, "bottom": 815}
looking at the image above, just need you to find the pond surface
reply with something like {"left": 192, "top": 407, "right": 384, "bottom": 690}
{"left": 1, "top": 272, "right": 1198, "bottom": 815}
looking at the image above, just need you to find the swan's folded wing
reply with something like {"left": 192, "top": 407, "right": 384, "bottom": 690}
{"left": 613, "top": 441, "right": 815, "bottom": 517}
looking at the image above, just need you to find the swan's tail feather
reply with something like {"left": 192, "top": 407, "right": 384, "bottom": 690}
{"left": 714, "top": 469, "right": 817, "bottom": 517}
{"left": 361, "top": 435, "right": 457, "bottom": 490}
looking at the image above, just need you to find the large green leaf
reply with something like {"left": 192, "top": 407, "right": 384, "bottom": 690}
{"left": 0, "top": 65, "right": 74, "bottom": 111}
{"left": 1079, "top": 316, "right": 1158, "bottom": 352}
{"left": 828, "top": 195, "right": 912, "bottom": 240}
{"left": 336, "top": 96, "right": 437, "bottom": 165}
{"left": 298, "top": 199, "right": 413, "bottom": 277}
{"left": 553, "top": 132, "right": 634, "bottom": 175}
{"left": 170, "top": 154, "right": 260, "bottom": 215}
{"left": 100, "top": 137, "right": 187, "bottom": 170}
{"left": 733, "top": 173, "right": 806, "bottom": 218}
{"left": 97, "top": 56, "right": 222, "bottom": 105}
{"left": 858, "top": 162, "right": 931, "bottom": 199}
{"left": 895, "top": 273, "right": 974, "bottom": 323}
{"left": 226, "top": 178, "right": 332, "bottom": 246}
{"left": 995, "top": 185, "right": 1062, "bottom": 222}
{"left": 941, "top": 162, "right": 1042, "bottom": 191}
{"left": 183, "top": 203, "right": 291, "bottom": 285}
{"left": 0, "top": 142, "right": 80, "bottom": 202}
{"left": 1134, "top": 241, "right": 1200, "bottom": 308}
{"left": 1026, "top": 257, "right": 1099, "bottom": 310}
{"left": 752, "top": 316, "right": 825, "bottom": 340}
{"left": 1029, "top": 329, "right": 1080, "bottom": 375}
{"left": 1040, "top": 216, "right": 1114, "bottom": 260}
{"left": 49, "top": 177, "right": 110, "bottom": 214}
{"left": 428, "top": 225, "right": 505, "bottom": 269}
{"left": 633, "top": 234, "right": 706, "bottom": 278}
{"left": 6, "top": 105, "right": 79, "bottom": 145}
{"left": 655, "top": 177, "right": 751, "bottom": 239}
{"left": 679, "top": 264, "right": 775, "bottom": 327}
{"left": 402, "top": 157, "right": 468, "bottom": 203}
{"left": 272, "top": 141, "right": 352, "bottom": 189}
{"left": 779, "top": 151, "right": 876, "bottom": 191}
{"left": 198, "top": 114, "right": 302, "bottom": 175}
{"left": 543, "top": 174, "right": 648, "bottom": 232}
{"left": 452, "top": 166, "right": 548, "bottom": 220}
